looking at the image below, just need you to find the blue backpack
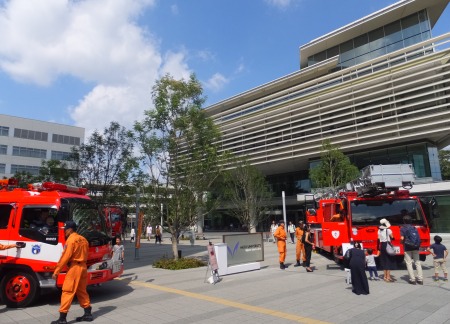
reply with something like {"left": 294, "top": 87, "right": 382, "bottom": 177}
{"left": 404, "top": 225, "right": 421, "bottom": 249}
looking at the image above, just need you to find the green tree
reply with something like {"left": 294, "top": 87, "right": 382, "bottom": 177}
{"left": 309, "top": 139, "right": 360, "bottom": 194}
{"left": 439, "top": 149, "right": 450, "bottom": 180}
{"left": 222, "top": 158, "right": 273, "bottom": 233}
{"left": 38, "top": 159, "right": 73, "bottom": 183}
{"left": 71, "top": 121, "right": 138, "bottom": 204}
{"left": 134, "top": 74, "right": 225, "bottom": 259}
{"left": 12, "top": 171, "right": 37, "bottom": 188}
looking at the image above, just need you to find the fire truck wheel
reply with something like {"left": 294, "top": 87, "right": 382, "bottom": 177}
{"left": 0, "top": 271, "right": 39, "bottom": 308}
{"left": 419, "top": 254, "right": 426, "bottom": 262}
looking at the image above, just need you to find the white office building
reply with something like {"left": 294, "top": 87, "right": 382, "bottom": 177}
{"left": 0, "top": 114, "right": 84, "bottom": 178}
{"left": 205, "top": 0, "right": 450, "bottom": 232}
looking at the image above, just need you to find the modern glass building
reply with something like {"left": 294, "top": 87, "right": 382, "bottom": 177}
{"left": 205, "top": 0, "right": 450, "bottom": 232}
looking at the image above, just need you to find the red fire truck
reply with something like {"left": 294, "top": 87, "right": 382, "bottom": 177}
{"left": 103, "top": 205, "right": 127, "bottom": 240}
{"left": 0, "top": 180, "right": 123, "bottom": 308}
{"left": 301, "top": 164, "right": 435, "bottom": 263}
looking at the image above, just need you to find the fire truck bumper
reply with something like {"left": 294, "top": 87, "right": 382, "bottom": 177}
{"left": 55, "top": 260, "right": 124, "bottom": 287}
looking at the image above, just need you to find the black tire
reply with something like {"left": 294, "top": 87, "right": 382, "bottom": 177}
{"left": 0, "top": 271, "right": 40, "bottom": 308}
{"left": 419, "top": 254, "right": 426, "bottom": 262}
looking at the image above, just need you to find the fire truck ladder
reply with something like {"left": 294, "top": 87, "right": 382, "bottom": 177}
{"left": 345, "top": 164, "right": 416, "bottom": 196}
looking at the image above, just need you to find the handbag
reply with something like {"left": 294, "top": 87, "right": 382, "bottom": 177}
{"left": 385, "top": 241, "right": 396, "bottom": 256}
{"left": 384, "top": 229, "right": 396, "bottom": 255}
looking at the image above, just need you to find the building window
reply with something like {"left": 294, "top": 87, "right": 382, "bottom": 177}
{"left": 11, "top": 164, "right": 40, "bottom": 176}
{"left": 52, "top": 134, "right": 80, "bottom": 146}
{"left": 0, "top": 126, "right": 9, "bottom": 136}
{"left": 51, "top": 150, "right": 71, "bottom": 160}
{"left": 14, "top": 128, "right": 48, "bottom": 142}
{"left": 0, "top": 164, "right": 5, "bottom": 173}
{"left": 12, "top": 146, "right": 47, "bottom": 159}
{"left": 0, "top": 145, "right": 6, "bottom": 155}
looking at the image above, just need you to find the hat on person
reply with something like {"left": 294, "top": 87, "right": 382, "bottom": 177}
{"left": 379, "top": 218, "right": 391, "bottom": 229}
{"left": 64, "top": 221, "right": 77, "bottom": 231}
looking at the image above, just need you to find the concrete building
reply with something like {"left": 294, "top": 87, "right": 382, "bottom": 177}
{"left": 205, "top": 0, "right": 450, "bottom": 232}
{"left": 0, "top": 114, "right": 84, "bottom": 178}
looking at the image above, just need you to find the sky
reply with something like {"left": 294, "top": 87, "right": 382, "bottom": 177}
{"left": 1, "top": 0, "right": 450, "bottom": 137}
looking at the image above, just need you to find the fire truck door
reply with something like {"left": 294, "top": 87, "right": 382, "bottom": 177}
{"left": 0, "top": 204, "right": 14, "bottom": 260}
{"left": 321, "top": 221, "right": 350, "bottom": 246}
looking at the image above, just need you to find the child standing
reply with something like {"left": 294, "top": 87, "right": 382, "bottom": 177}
{"left": 112, "top": 236, "right": 125, "bottom": 264}
{"left": 365, "top": 248, "right": 380, "bottom": 280}
{"left": 427, "top": 235, "right": 448, "bottom": 282}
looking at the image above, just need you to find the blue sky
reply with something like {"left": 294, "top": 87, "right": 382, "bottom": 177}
{"left": 1, "top": 0, "right": 449, "bottom": 136}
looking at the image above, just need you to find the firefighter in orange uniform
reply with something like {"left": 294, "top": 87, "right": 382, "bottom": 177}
{"left": 294, "top": 221, "right": 306, "bottom": 267}
{"left": 273, "top": 220, "right": 287, "bottom": 269}
{"left": 51, "top": 221, "right": 93, "bottom": 324}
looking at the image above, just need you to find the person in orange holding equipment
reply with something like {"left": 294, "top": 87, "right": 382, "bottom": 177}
{"left": 273, "top": 220, "right": 288, "bottom": 269}
{"left": 294, "top": 221, "right": 306, "bottom": 267}
{"left": 51, "top": 221, "right": 93, "bottom": 324}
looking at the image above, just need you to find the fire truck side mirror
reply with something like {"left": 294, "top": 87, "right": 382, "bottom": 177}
{"left": 307, "top": 208, "right": 317, "bottom": 216}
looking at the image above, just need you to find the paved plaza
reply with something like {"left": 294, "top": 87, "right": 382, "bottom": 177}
{"left": 1, "top": 233, "right": 449, "bottom": 324}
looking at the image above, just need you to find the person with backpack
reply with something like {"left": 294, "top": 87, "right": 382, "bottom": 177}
{"left": 400, "top": 214, "right": 423, "bottom": 285}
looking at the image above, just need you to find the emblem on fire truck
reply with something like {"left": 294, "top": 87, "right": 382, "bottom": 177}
{"left": 331, "top": 231, "right": 340, "bottom": 239}
{"left": 31, "top": 244, "right": 41, "bottom": 255}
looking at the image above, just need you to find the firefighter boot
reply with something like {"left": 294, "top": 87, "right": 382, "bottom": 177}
{"left": 51, "top": 312, "right": 67, "bottom": 324}
{"left": 294, "top": 260, "right": 301, "bottom": 267}
{"left": 280, "top": 262, "right": 285, "bottom": 270}
{"left": 76, "top": 306, "right": 94, "bottom": 322}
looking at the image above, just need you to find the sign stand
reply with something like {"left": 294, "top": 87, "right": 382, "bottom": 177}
{"left": 204, "top": 242, "right": 220, "bottom": 284}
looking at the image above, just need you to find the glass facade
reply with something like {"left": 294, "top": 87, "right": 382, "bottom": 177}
{"left": 14, "top": 128, "right": 48, "bottom": 141}
{"left": 12, "top": 146, "right": 47, "bottom": 159}
{"left": 11, "top": 164, "right": 40, "bottom": 175}
{"left": 52, "top": 134, "right": 80, "bottom": 145}
{"left": 51, "top": 150, "right": 71, "bottom": 160}
{"left": 307, "top": 10, "right": 431, "bottom": 70}
{"left": 0, "top": 126, "right": 9, "bottom": 136}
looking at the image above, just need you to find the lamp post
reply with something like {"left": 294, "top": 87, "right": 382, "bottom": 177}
{"left": 135, "top": 187, "right": 140, "bottom": 260}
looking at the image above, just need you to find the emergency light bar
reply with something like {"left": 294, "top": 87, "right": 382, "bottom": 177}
{"left": 29, "top": 182, "right": 88, "bottom": 195}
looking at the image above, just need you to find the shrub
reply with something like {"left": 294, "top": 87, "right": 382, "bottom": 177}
{"left": 153, "top": 257, "right": 207, "bottom": 270}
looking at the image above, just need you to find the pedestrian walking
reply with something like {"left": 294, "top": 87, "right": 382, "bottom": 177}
{"left": 270, "top": 220, "right": 278, "bottom": 244}
{"left": 288, "top": 221, "right": 295, "bottom": 244}
{"left": 155, "top": 224, "right": 162, "bottom": 244}
{"left": 51, "top": 221, "right": 93, "bottom": 324}
{"left": 273, "top": 220, "right": 287, "bottom": 269}
{"left": 427, "top": 235, "right": 448, "bottom": 282}
{"left": 146, "top": 225, "right": 152, "bottom": 241}
{"left": 130, "top": 228, "right": 135, "bottom": 243}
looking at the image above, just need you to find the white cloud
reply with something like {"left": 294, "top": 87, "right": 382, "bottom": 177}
{"left": 170, "top": 4, "right": 179, "bottom": 15}
{"left": 0, "top": 0, "right": 192, "bottom": 134}
{"left": 204, "top": 73, "right": 229, "bottom": 93}
{"left": 265, "top": 0, "right": 297, "bottom": 9}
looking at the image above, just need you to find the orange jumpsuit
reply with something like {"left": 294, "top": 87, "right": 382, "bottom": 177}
{"left": 54, "top": 232, "right": 91, "bottom": 314}
{"left": 273, "top": 225, "right": 287, "bottom": 263}
{"left": 295, "top": 227, "right": 306, "bottom": 262}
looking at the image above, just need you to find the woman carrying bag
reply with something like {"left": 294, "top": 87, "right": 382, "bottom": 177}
{"left": 378, "top": 218, "right": 396, "bottom": 282}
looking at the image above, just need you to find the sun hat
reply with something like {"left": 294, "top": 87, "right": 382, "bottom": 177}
{"left": 379, "top": 218, "right": 391, "bottom": 229}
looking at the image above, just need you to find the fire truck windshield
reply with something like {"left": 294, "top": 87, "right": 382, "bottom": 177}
{"left": 350, "top": 199, "right": 425, "bottom": 226}
{"left": 59, "top": 198, "right": 110, "bottom": 246}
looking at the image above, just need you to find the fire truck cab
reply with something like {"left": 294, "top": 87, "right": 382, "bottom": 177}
{"left": 0, "top": 180, "right": 123, "bottom": 308}
{"left": 300, "top": 164, "right": 434, "bottom": 263}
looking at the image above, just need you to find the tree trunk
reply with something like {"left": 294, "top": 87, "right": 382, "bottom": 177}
{"left": 171, "top": 234, "right": 179, "bottom": 260}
